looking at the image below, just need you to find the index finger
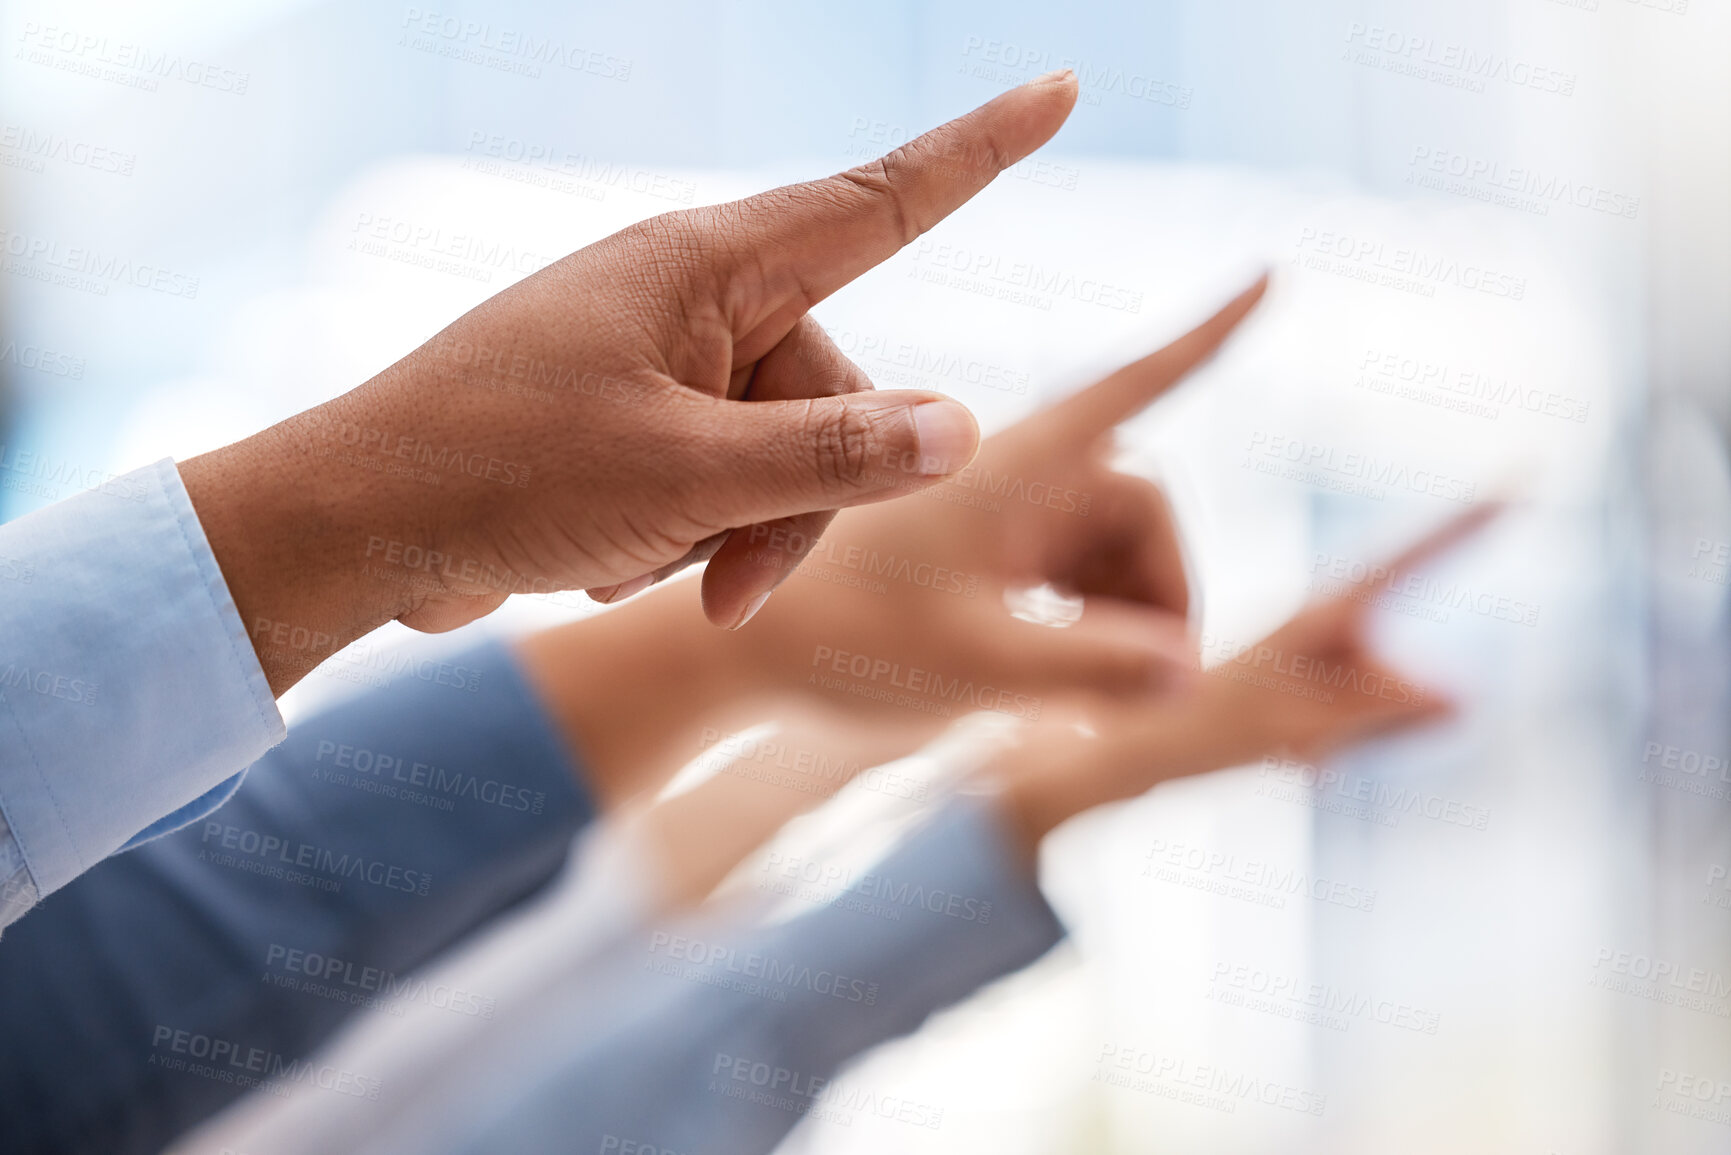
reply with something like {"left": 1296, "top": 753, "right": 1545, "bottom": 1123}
{"left": 734, "top": 70, "right": 1079, "bottom": 305}
{"left": 1044, "top": 273, "right": 1269, "bottom": 444}
{"left": 1291, "top": 500, "right": 1506, "bottom": 648}
{"left": 1373, "top": 500, "right": 1506, "bottom": 583}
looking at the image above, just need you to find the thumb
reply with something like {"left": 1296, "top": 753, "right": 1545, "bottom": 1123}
{"left": 702, "top": 390, "right": 982, "bottom": 524}
{"left": 686, "top": 390, "right": 978, "bottom": 629}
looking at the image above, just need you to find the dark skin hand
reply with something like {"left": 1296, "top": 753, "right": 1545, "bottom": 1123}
{"left": 180, "top": 71, "right": 1083, "bottom": 694}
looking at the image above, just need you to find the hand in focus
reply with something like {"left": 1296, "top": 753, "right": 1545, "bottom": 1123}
{"left": 183, "top": 72, "right": 1081, "bottom": 693}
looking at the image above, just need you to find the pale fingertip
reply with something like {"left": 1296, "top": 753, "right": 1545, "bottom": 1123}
{"left": 910, "top": 400, "right": 981, "bottom": 476}
{"left": 729, "top": 591, "right": 772, "bottom": 631}
{"left": 590, "top": 573, "right": 654, "bottom": 605}
{"left": 613, "top": 573, "right": 656, "bottom": 602}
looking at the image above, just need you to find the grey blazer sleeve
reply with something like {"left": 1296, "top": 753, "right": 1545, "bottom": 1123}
{"left": 368, "top": 792, "right": 1066, "bottom": 1155}
{"left": 0, "top": 641, "right": 595, "bottom": 1155}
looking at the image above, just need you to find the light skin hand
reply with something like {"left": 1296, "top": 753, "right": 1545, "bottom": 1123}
{"left": 606, "top": 497, "right": 1480, "bottom": 911}
{"left": 991, "top": 503, "right": 1502, "bottom": 852}
{"left": 611, "top": 494, "right": 1484, "bottom": 908}
{"left": 179, "top": 71, "right": 1082, "bottom": 695}
{"left": 733, "top": 274, "right": 1271, "bottom": 711}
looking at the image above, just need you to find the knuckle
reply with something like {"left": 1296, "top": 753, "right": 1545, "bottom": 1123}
{"left": 1102, "top": 646, "right": 1159, "bottom": 693}
{"left": 806, "top": 401, "right": 878, "bottom": 491}
{"left": 625, "top": 210, "right": 715, "bottom": 274}
{"left": 836, "top": 155, "right": 914, "bottom": 244}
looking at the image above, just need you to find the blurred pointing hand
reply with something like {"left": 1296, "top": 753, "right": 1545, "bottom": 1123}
{"left": 180, "top": 70, "right": 1081, "bottom": 693}
{"left": 994, "top": 502, "right": 1504, "bottom": 844}
{"left": 740, "top": 274, "right": 1271, "bottom": 709}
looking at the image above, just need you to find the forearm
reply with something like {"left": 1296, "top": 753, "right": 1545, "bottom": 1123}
{"left": 359, "top": 794, "right": 1063, "bottom": 1155}
{"left": 636, "top": 703, "right": 942, "bottom": 905}
{"left": 991, "top": 689, "right": 1263, "bottom": 854}
{"left": 511, "top": 579, "right": 785, "bottom": 811}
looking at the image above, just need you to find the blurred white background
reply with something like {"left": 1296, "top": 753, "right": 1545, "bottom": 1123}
{"left": 5, "top": 2, "right": 1730, "bottom": 1152}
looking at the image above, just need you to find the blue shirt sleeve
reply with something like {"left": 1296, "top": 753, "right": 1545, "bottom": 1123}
{"left": 0, "top": 640, "right": 595, "bottom": 1155}
{"left": 0, "top": 459, "right": 284, "bottom": 926}
{"left": 366, "top": 792, "right": 1066, "bottom": 1155}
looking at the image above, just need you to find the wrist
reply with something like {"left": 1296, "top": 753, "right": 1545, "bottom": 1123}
{"left": 511, "top": 578, "right": 773, "bottom": 809}
{"left": 179, "top": 408, "right": 416, "bottom": 695}
{"left": 985, "top": 724, "right": 1102, "bottom": 859}
{"left": 988, "top": 697, "right": 1233, "bottom": 854}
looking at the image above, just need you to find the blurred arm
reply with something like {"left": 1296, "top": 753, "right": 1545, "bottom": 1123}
{"left": 0, "top": 641, "right": 591, "bottom": 1155}
{"left": 359, "top": 793, "right": 1063, "bottom": 1155}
